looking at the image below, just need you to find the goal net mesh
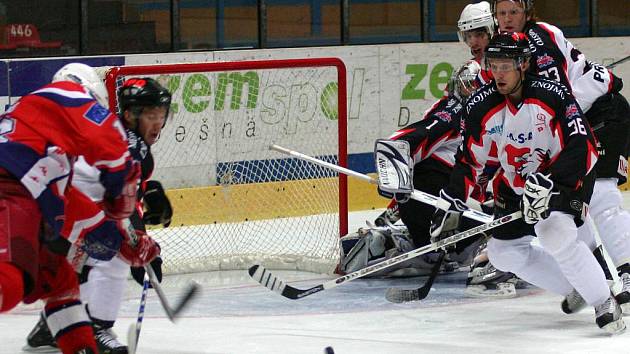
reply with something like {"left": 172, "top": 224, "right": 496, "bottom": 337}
{"left": 101, "top": 58, "right": 348, "bottom": 275}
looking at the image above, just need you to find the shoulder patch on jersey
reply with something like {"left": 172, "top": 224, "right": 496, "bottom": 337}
{"left": 83, "top": 103, "right": 110, "bottom": 125}
{"left": 537, "top": 54, "right": 555, "bottom": 69}
{"left": 565, "top": 103, "right": 581, "bottom": 120}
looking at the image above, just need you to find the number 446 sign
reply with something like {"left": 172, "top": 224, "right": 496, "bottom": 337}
{"left": 9, "top": 24, "right": 34, "bottom": 38}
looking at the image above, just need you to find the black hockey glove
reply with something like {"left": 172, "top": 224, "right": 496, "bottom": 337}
{"left": 130, "top": 256, "right": 163, "bottom": 287}
{"left": 143, "top": 180, "right": 173, "bottom": 227}
{"left": 429, "top": 190, "right": 468, "bottom": 245}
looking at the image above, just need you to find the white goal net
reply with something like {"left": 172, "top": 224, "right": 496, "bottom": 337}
{"left": 101, "top": 58, "right": 348, "bottom": 275}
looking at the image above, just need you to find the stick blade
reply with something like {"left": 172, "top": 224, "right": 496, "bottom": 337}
{"left": 127, "top": 324, "right": 138, "bottom": 354}
{"left": 248, "top": 264, "right": 288, "bottom": 295}
{"left": 385, "top": 286, "right": 431, "bottom": 303}
{"left": 171, "top": 281, "right": 201, "bottom": 318}
{"left": 248, "top": 264, "right": 317, "bottom": 300}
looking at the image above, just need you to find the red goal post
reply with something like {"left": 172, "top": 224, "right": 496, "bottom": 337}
{"left": 102, "top": 58, "right": 348, "bottom": 274}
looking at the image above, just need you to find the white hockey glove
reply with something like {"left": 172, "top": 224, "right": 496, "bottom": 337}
{"left": 522, "top": 173, "right": 558, "bottom": 224}
{"left": 430, "top": 190, "right": 469, "bottom": 244}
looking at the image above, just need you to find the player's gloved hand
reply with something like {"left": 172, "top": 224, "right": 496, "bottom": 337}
{"left": 118, "top": 230, "right": 161, "bottom": 267}
{"left": 76, "top": 220, "right": 125, "bottom": 261}
{"left": 130, "top": 256, "right": 163, "bottom": 287}
{"left": 430, "top": 190, "right": 468, "bottom": 244}
{"left": 522, "top": 173, "right": 558, "bottom": 224}
{"left": 142, "top": 180, "right": 173, "bottom": 227}
{"left": 103, "top": 162, "right": 141, "bottom": 220}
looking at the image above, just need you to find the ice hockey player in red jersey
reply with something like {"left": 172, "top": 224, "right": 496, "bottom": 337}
{"left": 430, "top": 32, "right": 625, "bottom": 334}
{"left": 0, "top": 62, "right": 148, "bottom": 354}
{"left": 493, "top": 0, "right": 630, "bottom": 317}
{"left": 25, "top": 77, "right": 173, "bottom": 354}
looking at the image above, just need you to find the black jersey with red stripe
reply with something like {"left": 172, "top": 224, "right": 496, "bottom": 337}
{"left": 389, "top": 96, "right": 463, "bottom": 169}
{"left": 524, "top": 22, "right": 621, "bottom": 112}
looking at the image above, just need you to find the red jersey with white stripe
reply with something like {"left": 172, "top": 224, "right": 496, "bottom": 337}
{"left": 446, "top": 74, "right": 598, "bottom": 201}
{"left": 2, "top": 81, "right": 129, "bottom": 170}
{"left": 0, "top": 81, "right": 131, "bottom": 238}
{"left": 525, "top": 22, "right": 620, "bottom": 112}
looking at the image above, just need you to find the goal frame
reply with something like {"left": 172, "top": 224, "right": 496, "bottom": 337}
{"left": 104, "top": 57, "right": 349, "bottom": 244}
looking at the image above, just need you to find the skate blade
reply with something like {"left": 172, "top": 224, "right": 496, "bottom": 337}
{"left": 21, "top": 344, "right": 60, "bottom": 353}
{"left": 601, "top": 318, "right": 626, "bottom": 335}
{"left": 464, "top": 283, "right": 517, "bottom": 299}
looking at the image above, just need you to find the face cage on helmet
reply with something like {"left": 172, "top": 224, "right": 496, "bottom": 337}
{"left": 454, "top": 76, "right": 479, "bottom": 100}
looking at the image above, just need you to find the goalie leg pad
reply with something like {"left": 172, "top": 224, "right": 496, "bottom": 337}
{"left": 340, "top": 228, "right": 391, "bottom": 274}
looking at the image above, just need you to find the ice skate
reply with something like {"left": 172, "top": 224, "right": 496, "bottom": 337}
{"left": 94, "top": 324, "right": 128, "bottom": 354}
{"left": 561, "top": 288, "right": 587, "bottom": 314}
{"left": 615, "top": 272, "right": 630, "bottom": 315}
{"left": 23, "top": 312, "right": 58, "bottom": 353}
{"left": 595, "top": 294, "right": 626, "bottom": 335}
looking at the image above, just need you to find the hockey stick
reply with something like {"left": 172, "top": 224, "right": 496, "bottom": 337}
{"left": 249, "top": 211, "right": 521, "bottom": 300}
{"left": 121, "top": 218, "right": 201, "bottom": 322}
{"left": 127, "top": 277, "right": 150, "bottom": 354}
{"left": 606, "top": 54, "right": 630, "bottom": 69}
{"left": 145, "top": 265, "right": 200, "bottom": 322}
{"left": 385, "top": 250, "right": 446, "bottom": 303}
{"left": 270, "top": 144, "right": 493, "bottom": 224}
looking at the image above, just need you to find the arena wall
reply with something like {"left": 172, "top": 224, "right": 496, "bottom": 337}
{"left": 1, "top": 38, "right": 628, "bottom": 214}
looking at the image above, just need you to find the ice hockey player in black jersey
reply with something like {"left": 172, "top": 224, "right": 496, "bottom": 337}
{"left": 493, "top": 0, "right": 630, "bottom": 316}
{"left": 340, "top": 60, "right": 488, "bottom": 277}
{"left": 25, "top": 77, "right": 174, "bottom": 354}
{"left": 430, "top": 32, "right": 625, "bottom": 334}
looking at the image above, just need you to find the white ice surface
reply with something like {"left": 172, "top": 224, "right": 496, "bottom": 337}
{"left": 3, "top": 205, "right": 630, "bottom": 353}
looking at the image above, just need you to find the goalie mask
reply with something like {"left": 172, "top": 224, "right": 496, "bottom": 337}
{"left": 117, "top": 77, "right": 172, "bottom": 130}
{"left": 53, "top": 63, "right": 109, "bottom": 109}
{"left": 448, "top": 60, "right": 482, "bottom": 101}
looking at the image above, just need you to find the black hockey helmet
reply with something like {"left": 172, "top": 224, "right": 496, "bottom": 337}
{"left": 483, "top": 32, "right": 531, "bottom": 70}
{"left": 492, "top": 0, "right": 534, "bottom": 15}
{"left": 117, "top": 77, "right": 172, "bottom": 128}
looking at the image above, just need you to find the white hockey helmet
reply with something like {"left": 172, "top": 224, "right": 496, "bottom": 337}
{"left": 52, "top": 63, "right": 109, "bottom": 108}
{"left": 457, "top": 1, "right": 495, "bottom": 43}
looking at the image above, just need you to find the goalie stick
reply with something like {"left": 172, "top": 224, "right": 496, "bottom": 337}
{"left": 249, "top": 210, "right": 521, "bottom": 300}
{"left": 269, "top": 144, "right": 493, "bottom": 224}
{"left": 385, "top": 250, "right": 446, "bottom": 303}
